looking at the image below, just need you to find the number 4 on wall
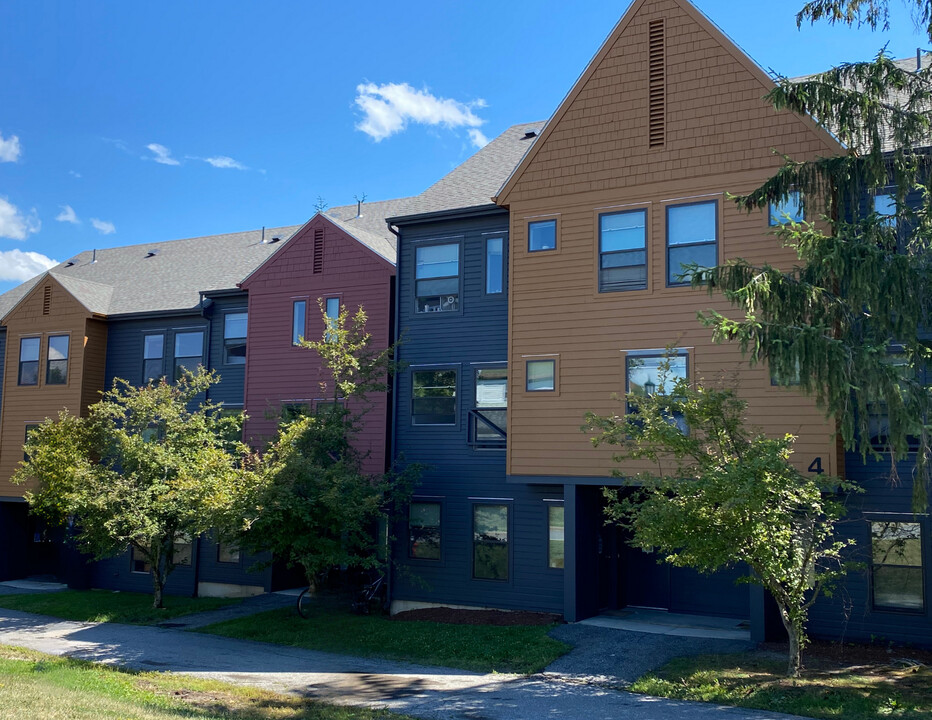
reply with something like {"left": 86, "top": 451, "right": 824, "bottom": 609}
{"left": 807, "top": 457, "right": 824, "bottom": 475}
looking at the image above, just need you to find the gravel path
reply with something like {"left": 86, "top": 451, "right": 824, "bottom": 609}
{"left": 0, "top": 607, "right": 802, "bottom": 720}
{"left": 546, "top": 623, "right": 753, "bottom": 687}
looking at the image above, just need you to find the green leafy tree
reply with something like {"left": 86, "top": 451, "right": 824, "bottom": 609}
{"left": 693, "top": 1, "right": 932, "bottom": 508}
{"left": 241, "top": 302, "right": 418, "bottom": 590}
{"left": 584, "top": 368, "right": 857, "bottom": 677}
{"left": 14, "top": 369, "right": 258, "bottom": 609}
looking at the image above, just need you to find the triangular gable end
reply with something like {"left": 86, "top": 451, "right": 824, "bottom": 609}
{"left": 494, "top": 0, "right": 842, "bottom": 207}
{"left": 0, "top": 273, "right": 95, "bottom": 325}
{"left": 239, "top": 213, "right": 394, "bottom": 290}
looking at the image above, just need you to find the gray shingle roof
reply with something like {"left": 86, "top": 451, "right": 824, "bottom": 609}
{"left": 0, "top": 122, "right": 542, "bottom": 321}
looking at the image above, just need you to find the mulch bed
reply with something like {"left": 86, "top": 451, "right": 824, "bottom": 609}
{"left": 761, "top": 637, "right": 932, "bottom": 669}
{"left": 392, "top": 607, "right": 563, "bottom": 626}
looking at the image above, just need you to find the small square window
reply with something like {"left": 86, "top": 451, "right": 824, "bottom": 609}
{"left": 292, "top": 300, "right": 307, "bottom": 345}
{"left": 769, "top": 191, "right": 804, "bottom": 226}
{"left": 415, "top": 243, "right": 459, "bottom": 313}
{"left": 667, "top": 201, "right": 718, "bottom": 286}
{"left": 218, "top": 542, "right": 241, "bottom": 564}
{"left": 412, "top": 369, "right": 457, "bottom": 425}
{"left": 600, "top": 210, "right": 647, "bottom": 292}
{"left": 409, "top": 502, "right": 442, "bottom": 560}
{"left": 874, "top": 194, "right": 897, "bottom": 228}
{"left": 528, "top": 220, "right": 556, "bottom": 252}
{"left": 223, "top": 312, "right": 248, "bottom": 365}
{"left": 526, "top": 360, "right": 555, "bottom": 392}
{"left": 871, "top": 521, "right": 924, "bottom": 611}
{"left": 473, "top": 504, "right": 509, "bottom": 581}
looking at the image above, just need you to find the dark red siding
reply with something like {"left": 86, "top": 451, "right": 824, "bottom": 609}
{"left": 241, "top": 216, "right": 394, "bottom": 476}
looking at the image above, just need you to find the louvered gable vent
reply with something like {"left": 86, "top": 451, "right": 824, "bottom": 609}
{"left": 313, "top": 228, "right": 324, "bottom": 274}
{"left": 42, "top": 285, "right": 51, "bottom": 315}
{"left": 648, "top": 19, "right": 666, "bottom": 148}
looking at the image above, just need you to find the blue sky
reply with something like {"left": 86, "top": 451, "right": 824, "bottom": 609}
{"left": 0, "top": 0, "right": 927, "bottom": 295}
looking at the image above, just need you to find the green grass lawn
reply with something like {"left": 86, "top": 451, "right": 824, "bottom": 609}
{"left": 0, "top": 644, "right": 413, "bottom": 719}
{"left": 630, "top": 652, "right": 932, "bottom": 720}
{"left": 200, "top": 601, "right": 570, "bottom": 675}
{"left": 0, "top": 589, "right": 240, "bottom": 625}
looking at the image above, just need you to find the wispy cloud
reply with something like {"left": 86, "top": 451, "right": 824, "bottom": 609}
{"left": 69, "top": 170, "right": 82, "bottom": 179}
{"left": 0, "top": 249, "right": 57, "bottom": 282}
{"left": 467, "top": 129, "right": 490, "bottom": 149}
{"left": 354, "top": 82, "right": 487, "bottom": 145}
{"left": 0, "top": 131, "right": 21, "bottom": 163}
{"left": 91, "top": 218, "right": 116, "bottom": 235}
{"left": 56, "top": 205, "right": 80, "bottom": 224}
{"left": 203, "top": 155, "right": 247, "bottom": 170}
{"left": 102, "top": 137, "right": 132, "bottom": 154}
{"left": 0, "top": 197, "right": 40, "bottom": 240}
{"left": 146, "top": 143, "right": 180, "bottom": 165}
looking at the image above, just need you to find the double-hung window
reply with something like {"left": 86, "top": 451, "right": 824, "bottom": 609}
{"left": 599, "top": 209, "right": 647, "bottom": 292}
{"left": 871, "top": 520, "right": 924, "bottom": 611}
{"left": 46, "top": 335, "right": 69, "bottom": 385}
{"left": 223, "top": 312, "right": 248, "bottom": 365}
{"left": 415, "top": 243, "right": 459, "bottom": 313}
{"left": 866, "top": 353, "right": 921, "bottom": 451}
{"left": 769, "top": 191, "right": 804, "bottom": 226}
{"left": 292, "top": 300, "right": 307, "bottom": 345}
{"left": 470, "top": 367, "right": 507, "bottom": 447}
{"left": 18, "top": 337, "right": 39, "bottom": 386}
{"left": 173, "top": 331, "right": 204, "bottom": 380}
{"left": 666, "top": 201, "right": 717, "bottom": 286}
{"left": 473, "top": 504, "right": 509, "bottom": 581}
{"left": 412, "top": 369, "right": 457, "bottom": 425}
{"left": 409, "top": 501, "right": 442, "bottom": 560}
{"left": 143, "top": 334, "right": 164, "bottom": 383}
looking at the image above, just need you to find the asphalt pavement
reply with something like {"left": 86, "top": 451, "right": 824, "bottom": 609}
{"left": 0, "top": 607, "right": 803, "bottom": 720}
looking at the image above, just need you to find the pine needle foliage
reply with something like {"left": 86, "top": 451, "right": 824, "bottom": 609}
{"left": 692, "top": 6, "right": 932, "bottom": 508}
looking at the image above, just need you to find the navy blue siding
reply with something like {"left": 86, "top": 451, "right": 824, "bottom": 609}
{"left": 92, "top": 547, "right": 197, "bottom": 596}
{"left": 808, "top": 453, "right": 932, "bottom": 647}
{"left": 105, "top": 314, "right": 208, "bottom": 389}
{"left": 394, "top": 211, "right": 564, "bottom": 614}
{"left": 197, "top": 533, "right": 271, "bottom": 591}
{"left": 204, "top": 294, "right": 248, "bottom": 408}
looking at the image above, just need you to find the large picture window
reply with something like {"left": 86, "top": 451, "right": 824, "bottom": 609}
{"left": 409, "top": 502, "right": 442, "bottom": 560}
{"left": 18, "top": 337, "right": 40, "bottom": 386}
{"left": 46, "top": 335, "right": 69, "bottom": 385}
{"left": 223, "top": 312, "right": 247, "bottom": 365}
{"left": 143, "top": 334, "right": 164, "bottom": 383}
{"left": 473, "top": 504, "right": 509, "bottom": 581}
{"left": 173, "top": 331, "right": 204, "bottom": 380}
{"left": 416, "top": 243, "right": 459, "bottom": 313}
{"left": 599, "top": 209, "right": 647, "bottom": 292}
{"left": 666, "top": 201, "right": 717, "bottom": 286}
{"left": 412, "top": 369, "right": 457, "bottom": 425}
{"left": 626, "top": 353, "right": 688, "bottom": 431}
{"left": 871, "top": 521, "right": 924, "bottom": 611}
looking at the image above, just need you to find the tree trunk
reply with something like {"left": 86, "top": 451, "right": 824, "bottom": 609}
{"left": 777, "top": 604, "right": 802, "bottom": 678}
{"left": 151, "top": 570, "right": 164, "bottom": 609}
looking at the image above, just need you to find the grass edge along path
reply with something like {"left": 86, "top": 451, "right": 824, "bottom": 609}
{"left": 0, "top": 588, "right": 240, "bottom": 625}
{"left": 630, "top": 652, "right": 932, "bottom": 720}
{"left": 200, "top": 606, "right": 571, "bottom": 675}
{"left": 0, "top": 644, "right": 415, "bottom": 720}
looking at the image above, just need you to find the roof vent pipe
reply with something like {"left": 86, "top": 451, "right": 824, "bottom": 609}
{"left": 91, "top": 249, "right": 97, "bottom": 264}
{"left": 354, "top": 193, "right": 366, "bottom": 219}
{"left": 260, "top": 226, "right": 266, "bottom": 244}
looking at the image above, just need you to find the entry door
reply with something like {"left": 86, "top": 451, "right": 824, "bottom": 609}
{"left": 623, "top": 544, "right": 671, "bottom": 609}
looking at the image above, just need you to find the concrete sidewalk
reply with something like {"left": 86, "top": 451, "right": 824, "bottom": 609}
{"left": 0, "top": 608, "right": 801, "bottom": 720}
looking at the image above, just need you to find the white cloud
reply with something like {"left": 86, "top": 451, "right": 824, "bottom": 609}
{"left": 354, "top": 82, "right": 487, "bottom": 142}
{"left": 468, "top": 128, "right": 489, "bottom": 148}
{"left": 69, "top": 170, "right": 81, "bottom": 179}
{"left": 56, "top": 205, "right": 80, "bottom": 224}
{"left": 0, "top": 249, "right": 57, "bottom": 282}
{"left": 0, "top": 131, "right": 22, "bottom": 163}
{"left": 146, "top": 143, "right": 180, "bottom": 165}
{"left": 90, "top": 218, "right": 116, "bottom": 235}
{"left": 203, "top": 155, "right": 247, "bottom": 170}
{"left": 0, "top": 197, "right": 40, "bottom": 240}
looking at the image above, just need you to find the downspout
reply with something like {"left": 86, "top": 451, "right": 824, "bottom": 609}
{"left": 386, "top": 221, "right": 403, "bottom": 613}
